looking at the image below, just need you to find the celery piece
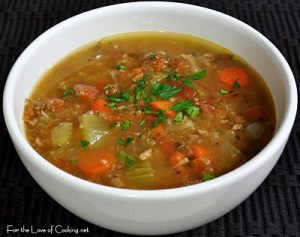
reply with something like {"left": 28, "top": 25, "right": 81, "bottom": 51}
{"left": 80, "top": 114, "right": 109, "bottom": 147}
{"left": 51, "top": 122, "right": 72, "bottom": 147}
{"left": 127, "top": 161, "right": 154, "bottom": 186}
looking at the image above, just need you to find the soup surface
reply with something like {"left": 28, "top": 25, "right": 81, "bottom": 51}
{"left": 24, "top": 32, "right": 276, "bottom": 189}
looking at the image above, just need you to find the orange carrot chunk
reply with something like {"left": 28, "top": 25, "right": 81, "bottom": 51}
{"left": 91, "top": 99, "right": 110, "bottom": 113}
{"left": 170, "top": 152, "right": 185, "bottom": 166}
{"left": 151, "top": 124, "right": 166, "bottom": 137}
{"left": 191, "top": 145, "right": 216, "bottom": 172}
{"left": 191, "top": 145, "right": 211, "bottom": 158}
{"left": 150, "top": 100, "right": 176, "bottom": 118}
{"left": 77, "top": 150, "right": 114, "bottom": 179}
{"left": 131, "top": 67, "right": 143, "bottom": 76}
{"left": 218, "top": 67, "right": 248, "bottom": 87}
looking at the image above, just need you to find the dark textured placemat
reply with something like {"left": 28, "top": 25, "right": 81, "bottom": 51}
{"left": 0, "top": 0, "right": 299, "bottom": 236}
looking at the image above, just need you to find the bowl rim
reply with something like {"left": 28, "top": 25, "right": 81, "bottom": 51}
{"left": 3, "top": 1, "right": 298, "bottom": 199}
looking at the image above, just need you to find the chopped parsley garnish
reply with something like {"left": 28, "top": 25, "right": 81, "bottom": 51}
{"left": 80, "top": 140, "right": 90, "bottom": 148}
{"left": 119, "top": 151, "right": 136, "bottom": 168}
{"left": 186, "top": 106, "right": 200, "bottom": 118}
{"left": 115, "top": 63, "right": 127, "bottom": 70}
{"left": 220, "top": 88, "right": 229, "bottom": 94}
{"left": 167, "top": 72, "right": 181, "bottom": 81}
{"left": 147, "top": 52, "right": 157, "bottom": 60}
{"left": 171, "top": 100, "right": 194, "bottom": 111}
{"left": 152, "top": 83, "right": 182, "bottom": 100}
{"left": 174, "top": 112, "right": 184, "bottom": 123}
{"left": 203, "top": 174, "right": 215, "bottom": 181}
{"left": 153, "top": 110, "right": 167, "bottom": 127}
{"left": 62, "top": 88, "right": 74, "bottom": 99}
{"left": 139, "top": 119, "right": 146, "bottom": 126}
{"left": 141, "top": 106, "right": 152, "bottom": 114}
{"left": 171, "top": 100, "right": 200, "bottom": 118}
{"left": 121, "top": 121, "right": 131, "bottom": 131}
{"left": 117, "top": 137, "right": 134, "bottom": 147}
{"left": 181, "top": 69, "right": 206, "bottom": 89}
{"left": 182, "top": 78, "right": 196, "bottom": 89}
{"left": 233, "top": 80, "right": 241, "bottom": 89}
{"left": 69, "top": 159, "right": 78, "bottom": 164}
{"left": 144, "top": 97, "right": 153, "bottom": 104}
{"left": 190, "top": 69, "right": 206, "bottom": 79}
{"left": 107, "top": 91, "right": 130, "bottom": 103}
{"left": 163, "top": 68, "right": 172, "bottom": 73}
{"left": 143, "top": 71, "right": 152, "bottom": 80}
{"left": 134, "top": 79, "right": 146, "bottom": 100}
{"left": 108, "top": 102, "right": 117, "bottom": 110}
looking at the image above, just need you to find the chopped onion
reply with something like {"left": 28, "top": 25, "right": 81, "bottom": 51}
{"left": 245, "top": 122, "right": 265, "bottom": 139}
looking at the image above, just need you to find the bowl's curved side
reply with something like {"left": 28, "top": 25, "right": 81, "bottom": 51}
{"left": 13, "top": 141, "right": 286, "bottom": 235}
{"left": 3, "top": 2, "right": 298, "bottom": 235}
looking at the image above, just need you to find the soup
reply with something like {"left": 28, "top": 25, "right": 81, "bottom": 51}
{"left": 23, "top": 32, "right": 276, "bottom": 189}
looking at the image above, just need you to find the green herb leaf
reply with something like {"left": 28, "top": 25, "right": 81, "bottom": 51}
{"left": 69, "top": 159, "right": 78, "bottom": 164}
{"left": 115, "top": 63, "right": 127, "bottom": 70}
{"left": 182, "top": 78, "right": 196, "bottom": 89}
{"left": 220, "top": 88, "right": 229, "bottom": 94}
{"left": 144, "top": 97, "right": 153, "bottom": 104}
{"left": 153, "top": 110, "right": 167, "bottom": 127}
{"left": 171, "top": 100, "right": 194, "bottom": 112}
{"left": 203, "top": 174, "right": 215, "bottom": 181}
{"left": 141, "top": 106, "right": 152, "bottom": 114}
{"left": 62, "top": 88, "right": 74, "bottom": 99}
{"left": 174, "top": 112, "right": 184, "bottom": 123}
{"left": 139, "top": 119, "right": 146, "bottom": 126}
{"left": 134, "top": 79, "right": 146, "bottom": 100}
{"left": 186, "top": 106, "right": 200, "bottom": 118}
{"left": 80, "top": 140, "right": 90, "bottom": 148}
{"left": 119, "top": 151, "right": 136, "bottom": 168}
{"left": 233, "top": 80, "right": 241, "bottom": 89}
{"left": 163, "top": 68, "right": 172, "bottom": 73}
{"left": 107, "top": 92, "right": 130, "bottom": 103}
{"left": 121, "top": 121, "right": 131, "bottom": 131}
{"left": 152, "top": 83, "right": 182, "bottom": 100}
{"left": 167, "top": 72, "right": 181, "bottom": 81}
{"left": 171, "top": 100, "right": 200, "bottom": 118}
{"left": 117, "top": 137, "right": 134, "bottom": 147}
{"left": 143, "top": 72, "right": 152, "bottom": 80}
{"left": 107, "top": 102, "right": 117, "bottom": 110}
{"left": 191, "top": 69, "right": 206, "bottom": 80}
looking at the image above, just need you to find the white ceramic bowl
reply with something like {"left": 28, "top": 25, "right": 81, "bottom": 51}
{"left": 3, "top": 2, "right": 298, "bottom": 235}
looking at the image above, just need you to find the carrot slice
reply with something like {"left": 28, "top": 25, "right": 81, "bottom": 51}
{"left": 191, "top": 145, "right": 211, "bottom": 158}
{"left": 170, "top": 152, "right": 185, "bottom": 166}
{"left": 191, "top": 145, "right": 216, "bottom": 173}
{"left": 150, "top": 100, "right": 176, "bottom": 118}
{"left": 218, "top": 67, "right": 248, "bottom": 87}
{"left": 151, "top": 124, "right": 166, "bottom": 137}
{"left": 131, "top": 67, "right": 143, "bottom": 76}
{"left": 91, "top": 99, "right": 110, "bottom": 113}
{"left": 77, "top": 150, "right": 114, "bottom": 179}
{"left": 157, "top": 136, "right": 176, "bottom": 156}
{"left": 151, "top": 124, "right": 175, "bottom": 156}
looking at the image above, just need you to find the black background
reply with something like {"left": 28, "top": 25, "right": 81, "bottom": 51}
{"left": 0, "top": 0, "right": 299, "bottom": 236}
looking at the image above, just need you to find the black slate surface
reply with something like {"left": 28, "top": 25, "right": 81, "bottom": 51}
{"left": 0, "top": 0, "right": 299, "bottom": 236}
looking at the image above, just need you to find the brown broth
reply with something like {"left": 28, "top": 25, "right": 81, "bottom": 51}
{"left": 24, "top": 32, "right": 276, "bottom": 189}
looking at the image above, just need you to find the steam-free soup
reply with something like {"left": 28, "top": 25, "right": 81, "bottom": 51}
{"left": 24, "top": 32, "right": 276, "bottom": 189}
